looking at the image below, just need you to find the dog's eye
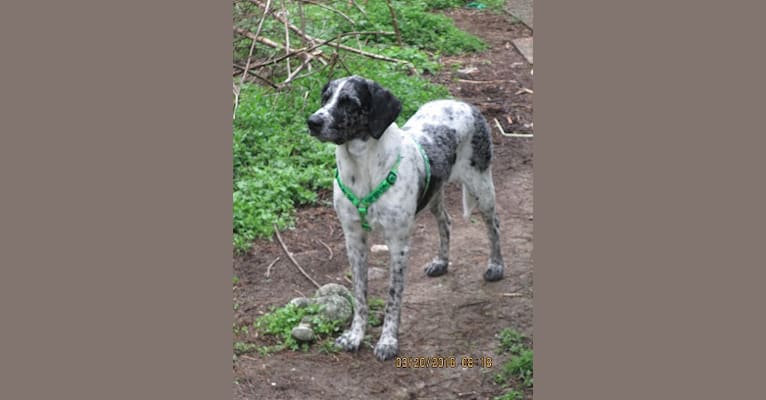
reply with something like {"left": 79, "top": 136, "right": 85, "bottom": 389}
{"left": 321, "top": 92, "right": 331, "bottom": 105}
{"left": 339, "top": 96, "right": 360, "bottom": 108}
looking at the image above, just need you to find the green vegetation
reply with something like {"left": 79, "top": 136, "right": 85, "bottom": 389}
{"left": 494, "top": 389, "right": 524, "bottom": 400}
{"left": 233, "top": 0, "right": 496, "bottom": 251}
{"left": 494, "top": 328, "right": 534, "bottom": 399}
{"left": 367, "top": 296, "right": 385, "bottom": 327}
{"left": 253, "top": 303, "right": 342, "bottom": 353}
{"left": 427, "top": 0, "right": 507, "bottom": 12}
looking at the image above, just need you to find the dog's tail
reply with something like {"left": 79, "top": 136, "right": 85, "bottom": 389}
{"left": 462, "top": 184, "right": 477, "bottom": 220}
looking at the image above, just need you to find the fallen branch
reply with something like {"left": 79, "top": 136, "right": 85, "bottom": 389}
{"left": 502, "top": 292, "right": 524, "bottom": 297}
{"left": 249, "top": 0, "right": 410, "bottom": 67}
{"left": 265, "top": 256, "right": 281, "bottom": 278}
{"left": 348, "top": 0, "right": 367, "bottom": 16}
{"left": 494, "top": 118, "right": 534, "bottom": 138}
{"left": 233, "top": 63, "right": 279, "bottom": 89}
{"left": 273, "top": 224, "right": 321, "bottom": 289}
{"left": 384, "top": 0, "right": 403, "bottom": 46}
{"left": 457, "top": 79, "right": 517, "bottom": 84}
{"left": 298, "top": 0, "right": 356, "bottom": 25}
{"left": 280, "top": 0, "right": 291, "bottom": 76}
{"left": 235, "top": 0, "right": 271, "bottom": 119}
{"left": 235, "top": 27, "right": 393, "bottom": 70}
{"left": 515, "top": 87, "right": 534, "bottom": 95}
{"left": 315, "top": 239, "right": 333, "bottom": 261}
{"left": 234, "top": 27, "right": 315, "bottom": 63}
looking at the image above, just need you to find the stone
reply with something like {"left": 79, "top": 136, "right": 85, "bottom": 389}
{"left": 314, "top": 294, "right": 353, "bottom": 324}
{"left": 315, "top": 283, "right": 351, "bottom": 300}
{"left": 456, "top": 66, "right": 479, "bottom": 79}
{"left": 289, "top": 297, "right": 313, "bottom": 308}
{"left": 291, "top": 323, "right": 315, "bottom": 342}
{"left": 370, "top": 244, "right": 388, "bottom": 253}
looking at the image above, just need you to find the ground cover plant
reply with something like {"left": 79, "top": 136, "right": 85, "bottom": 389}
{"left": 494, "top": 328, "right": 534, "bottom": 399}
{"left": 232, "top": 0, "right": 496, "bottom": 252}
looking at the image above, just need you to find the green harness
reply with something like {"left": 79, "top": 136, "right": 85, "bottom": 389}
{"left": 336, "top": 141, "right": 431, "bottom": 231}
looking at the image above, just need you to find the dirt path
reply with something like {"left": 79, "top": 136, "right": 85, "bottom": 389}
{"left": 233, "top": 8, "right": 534, "bottom": 400}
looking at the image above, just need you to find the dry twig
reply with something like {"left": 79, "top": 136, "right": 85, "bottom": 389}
{"left": 494, "top": 118, "right": 534, "bottom": 138}
{"left": 457, "top": 79, "right": 517, "bottom": 84}
{"left": 273, "top": 224, "right": 321, "bottom": 289}
{"left": 281, "top": 0, "right": 291, "bottom": 76}
{"left": 299, "top": 0, "right": 356, "bottom": 25}
{"left": 234, "top": 0, "right": 272, "bottom": 119}
{"left": 265, "top": 256, "right": 281, "bottom": 278}
{"left": 248, "top": 1, "right": 409, "bottom": 67}
{"left": 515, "top": 87, "right": 534, "bottom": 95}
{"left": 315, "top": 239, "right": 333, "bottom": 261}
{"left": 384, "top": 0, "right": 403, "bottom": 46}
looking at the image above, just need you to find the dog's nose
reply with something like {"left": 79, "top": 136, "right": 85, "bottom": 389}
{"left": 307, "top": 114, "right": 323, "bottom": 134}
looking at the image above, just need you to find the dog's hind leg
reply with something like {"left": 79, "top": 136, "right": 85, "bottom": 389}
{"left": 424, "top": 189, "right": 451, "bottom": 277}
{"left": 464, "top": 169, "right": 505, "bottom": 281}
{"left": 335, "top": 227, "right": 369, "bottom": 352}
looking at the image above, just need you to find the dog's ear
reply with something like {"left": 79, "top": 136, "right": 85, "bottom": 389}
{"left": 366, "top": 80, "right": 402, "bottom": 139}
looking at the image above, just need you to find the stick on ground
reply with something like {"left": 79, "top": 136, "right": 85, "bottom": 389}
{"left": 273, "top": 224, "right": 321, "bottom": 288}
{"left": 265, "top": 256, "right": 281, "bottom": 278}
{"left": 494, "top": 118, "right": 534, "bottom": 138}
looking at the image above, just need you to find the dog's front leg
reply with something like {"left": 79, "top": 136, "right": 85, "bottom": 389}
{"left": 374, "top": 230, "right": 411, "bottom": 361}
{"left": 335, "top": 226, "right": 369, "bottom": 352}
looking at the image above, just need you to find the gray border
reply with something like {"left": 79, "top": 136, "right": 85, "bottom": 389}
{"left": 535, "top": 0, "right": 766, "bottom": 398}
{"left": 0, "top": 1, "right": 232, "bottom": 398}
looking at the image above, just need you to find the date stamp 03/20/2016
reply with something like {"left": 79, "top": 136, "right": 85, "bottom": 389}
{"left": 394, "top": 355, "right": 493, "bottom": 369}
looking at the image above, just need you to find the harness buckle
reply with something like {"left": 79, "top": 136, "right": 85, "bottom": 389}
{"left": 386, "top": 171, "right": 398, "bottom": 184}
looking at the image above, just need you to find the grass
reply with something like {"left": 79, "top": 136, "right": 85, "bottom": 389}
{"left": 494, "top": 328, "right": 534, "bottom": 399}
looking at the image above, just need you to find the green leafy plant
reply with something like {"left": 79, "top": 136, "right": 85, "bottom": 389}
{"left": 254, "top": 303, "right": 343, "bottom": 352}
{"left": 498, "top": 328, "right": 526, "bottom": 355}
{"left": 367, "top": 296, "right": 385, "bottom": 327}
{"left": 494, "top": 389, "right": 523, "bottom": 400}
{"left": 494, "top": 328, "right": 534, "bottom": 398}
{"left": 234, "top": 341, "right": 259, "bottom": 356}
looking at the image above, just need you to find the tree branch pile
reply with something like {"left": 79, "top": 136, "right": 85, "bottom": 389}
{"left": 233, "top": 0, "right": 414, "bottom": 92}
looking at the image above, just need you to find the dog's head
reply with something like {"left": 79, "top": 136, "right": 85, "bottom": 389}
{"left": 307, "top": 76, "right": 402, "bottom": 144}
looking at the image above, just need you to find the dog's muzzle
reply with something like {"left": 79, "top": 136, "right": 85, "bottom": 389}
{"left": 307, "top": 114, "right": 324, "bottom": 137}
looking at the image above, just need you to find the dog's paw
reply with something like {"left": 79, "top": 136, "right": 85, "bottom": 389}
{"left": 373, "top": 337, "right": 399, "bottom": 361}
{"left": 335, "top": 330, "right": 363, "bottom": 351}
{"left": 424, "top": 258, "right": 449, "bottom": 277}
{"left": 483, "top": 262, "right": 505, "bottom": 282}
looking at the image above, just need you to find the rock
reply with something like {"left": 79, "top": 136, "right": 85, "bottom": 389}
{"left": 368, "top": 267, "right": 387, "bottom": 280}
{"left": 370, "top": 244, "right": 388, "bottom": 253}
{"left": 315, "top": 283, "right": 351, "bottom": 300}
{"left": 289, "top": 297, "right": 313, "bottom": 308}
{"left": 314, "top": 294, "right": 353, "bottom": 324}
{"left": 456, "top": 66, "right": 478, "bottom": 78}
{"left": 291, "top": 323, "right": 315, "bottom": 342}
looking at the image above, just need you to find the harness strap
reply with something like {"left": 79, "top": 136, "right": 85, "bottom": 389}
{"left": 336, "top": 154, "right": 402, "bottom": 231}
{"left": 412, "top": 140, "right": 431, "bottom": 200}
{"left": 335, "top": 140, "right": 431, "bottom": 232}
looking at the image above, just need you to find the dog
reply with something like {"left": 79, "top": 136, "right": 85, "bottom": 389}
{"left": 306, "top": 75, "right": 505, "bottom": 361}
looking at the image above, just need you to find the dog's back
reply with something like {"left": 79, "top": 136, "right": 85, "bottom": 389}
{"left": 402, "top": 99, "right": 493, "bottom": 217}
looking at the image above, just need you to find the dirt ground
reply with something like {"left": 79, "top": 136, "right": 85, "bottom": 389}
{"left": 233, "top": 7, "right": 534, "bottom": 400}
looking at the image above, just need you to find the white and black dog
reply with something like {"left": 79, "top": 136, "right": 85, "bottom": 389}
{"left": 307, "top": 75, "right": 505, "bottom": 361}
